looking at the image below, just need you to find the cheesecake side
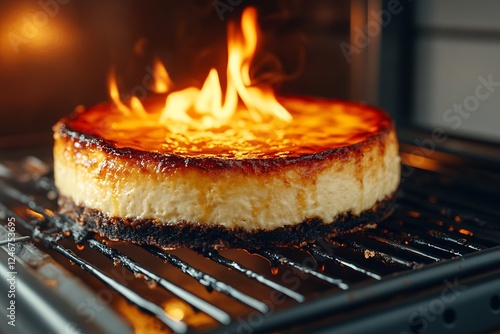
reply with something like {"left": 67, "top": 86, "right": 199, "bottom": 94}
{"left": 53, "top": 125, "right": 399, "bottom": 248}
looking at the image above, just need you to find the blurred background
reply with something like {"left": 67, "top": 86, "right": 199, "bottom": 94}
{"left": 0, "top": 0, "right": 499, "bottom": 149}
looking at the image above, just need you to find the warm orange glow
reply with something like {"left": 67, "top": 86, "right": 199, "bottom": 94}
{"left": 115, "top": 299, "right": 165, "bottom": 334}
{"left": 163, "top": 301, "right": 192, "bottom": 321}
{"left": 400, "top": 152, "right": 442, "bottom": 171}
{"left": 0, "top": 5, "right": 75, "bottom": 61}
{"left": 407, "top": 211, "right": 421, "bottom": 218}
{"left": 26, "top": 208, "right": 44, "bottom": 220}
{"left": 458, "top": 228, "right": 473, "bottom": 236}
{"left": 109, "top": 7, "right": 291, "bottom": 133}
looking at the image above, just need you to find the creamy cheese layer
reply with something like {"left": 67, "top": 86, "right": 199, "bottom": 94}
{"left": 53, "top": 129, "right": 400, "bottom": 230}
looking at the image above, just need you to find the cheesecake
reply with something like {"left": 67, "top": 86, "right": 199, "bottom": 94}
{"left": 53, "top": 97, "right": 400, "bottom": 248}
{"left": 53, "top": 6, "right": 400, "bottom": 248}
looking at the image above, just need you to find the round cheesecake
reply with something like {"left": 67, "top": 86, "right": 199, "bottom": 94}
{"left": 53, "top": 97, "right": 400, "bottom": 248}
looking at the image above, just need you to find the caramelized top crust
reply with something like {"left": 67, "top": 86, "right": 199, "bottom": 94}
{"left": 54, "top": 96, "right": 394, "bottom": 172}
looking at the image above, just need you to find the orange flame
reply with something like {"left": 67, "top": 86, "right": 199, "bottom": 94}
{"left": 108, "top": 68, "right": 131, "bottom": 116}
{"left": 109, "top": 7, "right": 291, "bottom": 132}
{"left": 108, "top": 68, "right": 148, "bottom": 118}
{"left": 152, "top": 57, "right": 172, "bottom": 93}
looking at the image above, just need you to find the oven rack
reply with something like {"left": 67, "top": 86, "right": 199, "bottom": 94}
{"left": 1, "top": 140, "right": 500, "bottom": 334}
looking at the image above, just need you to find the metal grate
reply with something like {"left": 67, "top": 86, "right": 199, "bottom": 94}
{"left": 1, "top": 138, "right": 500, "bottom": 334}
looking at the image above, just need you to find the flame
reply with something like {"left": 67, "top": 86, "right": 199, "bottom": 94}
{"left": 108, "top": 68, "right": 131, "bottom": 116}
{"left": 152, "top": 57, "right": 171, "bottom": 93}
{"left": 109, "top": 7, "right": 291, "bottom": 132}
{"left": 108, "top": 69, "right": 149, "bottom": 118}
{"left": 130, "top": 96, "right": 147, "bottom": 117}
{"left": 225, "top": 8, "right": 291, "bottom": 124}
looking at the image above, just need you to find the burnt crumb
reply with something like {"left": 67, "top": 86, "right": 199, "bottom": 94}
{"left": 58, "top": 193, "right": 396, "bottom": 249}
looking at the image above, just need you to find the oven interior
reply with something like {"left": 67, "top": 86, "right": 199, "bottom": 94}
{"left": 1, "top": 1, "right": 500, "bottom": 333}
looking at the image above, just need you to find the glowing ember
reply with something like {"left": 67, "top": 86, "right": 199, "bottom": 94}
{"left": 458, "top": 228, "right": 473, "bottom": 236}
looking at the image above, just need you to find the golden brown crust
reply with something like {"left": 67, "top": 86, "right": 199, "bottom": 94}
{"left": 58, "top": 192, "right": 396, "bottom": 249}
{"left": 53, "top": 118, "right": 392, "bottom": 175}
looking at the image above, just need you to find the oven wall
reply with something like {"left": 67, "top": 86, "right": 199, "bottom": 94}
{"left": 411, "top": 0, "right": 500, "bottom": 142}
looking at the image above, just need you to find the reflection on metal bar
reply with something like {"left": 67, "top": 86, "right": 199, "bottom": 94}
{"left": 197, "top": 248, "right": 305, "bottom": 302}
{"left": 88, "top": 239, "right": 232, "bottom": 325}
{"left": 144, "top": 245, "right": 270, "bottom": 313}
{"left": 0, "top": 235, "right": 30, "bottom": 246}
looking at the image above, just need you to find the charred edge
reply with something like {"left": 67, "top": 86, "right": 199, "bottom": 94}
{"left": 58, "top": 194, "right": 396, "bottom": 249}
